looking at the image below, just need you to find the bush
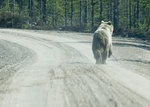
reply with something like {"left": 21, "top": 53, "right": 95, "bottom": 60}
{"left": 0, "top": 12, "right": 22, "bottom": 28}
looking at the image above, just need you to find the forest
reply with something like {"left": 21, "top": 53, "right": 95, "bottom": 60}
{"left": 0, "top": 0, "right": 150, "bottom": 40}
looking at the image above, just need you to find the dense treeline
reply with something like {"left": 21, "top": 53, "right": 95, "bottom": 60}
{"left": 0, "top": 0, "right": 150, "bottom": 39}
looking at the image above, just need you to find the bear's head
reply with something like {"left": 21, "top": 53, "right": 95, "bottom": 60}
{"left": 100, "top": 21, "right": 114, "bottom": 34}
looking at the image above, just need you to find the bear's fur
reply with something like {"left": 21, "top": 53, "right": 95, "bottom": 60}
{"left": 92, "top": 21, "right": 113, "bottom": 64}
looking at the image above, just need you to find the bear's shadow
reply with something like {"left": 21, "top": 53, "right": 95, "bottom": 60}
{"left": 56, "top": 41, "right": 91, "bottom": 44}
{"left": 114, "top": 59, "right": 150, "bottom": 64}
{"left": 113, "top": 43, "right": 150, "bottom": 51}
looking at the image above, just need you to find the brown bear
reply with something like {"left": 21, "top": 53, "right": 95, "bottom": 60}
{"left": 92, "top": 21, "right": 113, "bottom": 64}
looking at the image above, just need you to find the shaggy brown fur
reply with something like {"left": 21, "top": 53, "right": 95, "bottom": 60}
{"left": 92, "top": 21, "right": 113, "bottom": 64}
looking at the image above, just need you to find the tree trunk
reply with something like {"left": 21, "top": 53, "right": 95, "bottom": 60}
{"left": 52, "top": 1, "right": 55, "bottom": 27}
{"left": 80, "top": 0, "right": 82, "bottom": 27}
{"left": 71, "top": 0, "right": 73, "bottom": 27}
{"left": 12, "top": 0, "right": 15, "bottom": 27}
{"left": 16, "top": 0, "right": 23, "bottom": 14}
{"left": 28, "top": 0, "right": 33, "bottom": 18}
{"left": 65, "top": 0, "right": 67, "bottom": 27}
{"left": 113, "top": 0, "right": 118, "bottom": 31}
{"left": 117, "top": 0, "right": 119, "bottom": 26}
{"left": 100, "top": 0, "right": 103, "bottom": 20}
{"left": 133, "top": 3, "right": 136, "bottom": 28}
{"left": 109, "top": 0, "right": 112, "bottom": 21}
{"left": 84, "top": 0, "right": 88, "bottom": 24}
{"left": 91, "top": 0, "right": 94, "bottom": 31}
{"left": 126, "top": 0, "right": 129, "bottom": 29}
{"left": 43, "top": 0, "right": 46, "bottom": 23}
{"left": 137, "top": 0, "right": 139, "bottom": 27}
{"left": 129, "top": 0, "right": 132, "bottom": 28}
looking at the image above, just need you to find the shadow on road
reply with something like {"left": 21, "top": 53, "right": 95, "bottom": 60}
{"left": 113, "top": 43, "right": 150, "bottom": 51}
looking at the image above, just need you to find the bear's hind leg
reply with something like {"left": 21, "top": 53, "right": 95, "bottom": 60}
{"left": 102, "top": 48, "right": 109, "bottom": 64}
{"left": 96, "top": 54, "right": 102, "bottom": 64}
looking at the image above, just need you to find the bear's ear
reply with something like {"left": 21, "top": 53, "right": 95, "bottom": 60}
{"left": 107, "top": 21, "right": 112, "bottom": 25}
{"left": 101, "top": 20, "right": 104, "bottom": 23}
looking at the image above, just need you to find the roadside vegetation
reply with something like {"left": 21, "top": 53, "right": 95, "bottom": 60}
{"left": 0, "top": 0, "right": 150, "bottom": 40}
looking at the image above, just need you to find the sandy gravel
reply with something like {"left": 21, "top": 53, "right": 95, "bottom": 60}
{"left": 0, "top": 29, "right": 150, "bottom": 107}
{"left": 0, "top": 39, "right": 34, "bottom": 106}
{"left": 0, "top": 40, "right": 33, "bottom": 69}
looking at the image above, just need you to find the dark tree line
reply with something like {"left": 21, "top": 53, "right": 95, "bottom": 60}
{"left": 0, "top": 0, "right": 150, "bottom": 39}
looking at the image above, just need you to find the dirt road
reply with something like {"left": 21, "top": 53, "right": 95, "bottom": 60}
{"left": 0, "top": 29, "right": 150, "bottom": 107}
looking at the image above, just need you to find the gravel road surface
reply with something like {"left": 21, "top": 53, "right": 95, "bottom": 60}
{"left": 0, "top": 29, "right": 150, "bottom": 107}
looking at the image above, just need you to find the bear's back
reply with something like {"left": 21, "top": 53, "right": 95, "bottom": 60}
{"left": 95, "top": 28, "right": 112, "bottom": 45}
